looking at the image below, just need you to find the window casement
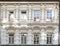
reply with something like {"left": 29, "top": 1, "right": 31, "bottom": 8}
{"left": 46, "top": 8, "right": 52, "bottom": 22}
{"left": 47, "top": 34, "right": 52, "bottom": 44}
{"left": 9, "top": 34, "right": 14, "bottom": 44}
{"left": 8, "top": 11, "right": 14, "bottom": 22}
{"left": 20, "top": 10, "right": 28, "bottom": 21}
{"left": 34, "top": 33, "right": 39, "bottom": 44}
{"left": 21, "top": 33, "right": 27, "bottom": 44}
{"left": 33, "top": 10, "right": 40, "bottom": 21}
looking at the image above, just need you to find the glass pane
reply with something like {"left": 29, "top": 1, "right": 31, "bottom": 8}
{"left": 34, "top": 10, "right": 40, "bottom": 17}
{"left": 34, "top": 34, "right": 39, "bottom": 44}
{"left": 9, "top": 11, "right": 14, "bottom": 21}
{"left": 9, "top": 37, "right": 11, "bottom": 44}
{"left": 47, "top": 34, "right": 52, "bottom": 44}
{"left": 21, "top": 11, "right": 26, "bottom": 14}
{"left": 12, "top": 37, "right": 14, "bottom": 44}
{"left": 20, "top": 10, "right": 27, "bottom": 21}
{"left": 9, "top": 34, "right": 14, "bottom": 44}
{"left": 47, "top": 9, "right": 52, "bottom": 19}
{"left": 21, "top": 33, "right": 27, "bottom": 44}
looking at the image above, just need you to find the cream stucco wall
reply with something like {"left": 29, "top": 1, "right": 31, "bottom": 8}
{"left": 0, "top": 2, "right": 59, "bottom": 45}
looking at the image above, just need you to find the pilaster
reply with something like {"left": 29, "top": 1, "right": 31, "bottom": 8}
{"left": 27, "top": 29, "right": 33, "bottom": 44}
{"left": 14, "top": 29, "right": 20, "bottom": 44}
{"left": 40, "top": 27, "right": 47, "bottom": 45}
{"left": 1, "top": 28, "right": 7, "bottom": 44}
{"left": 52, "top": 27, "right": 58, "bottom": 45}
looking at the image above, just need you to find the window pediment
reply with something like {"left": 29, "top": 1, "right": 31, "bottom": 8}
{"left": 5, "top": 26, "right": 16, "bottom": 30}
{"left": 33, "top": 26, "right": 40, "bottom": 30}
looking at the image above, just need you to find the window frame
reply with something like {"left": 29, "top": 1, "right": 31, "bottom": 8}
{"left": 9, "top": 34, "right": 14, "bottom": 44}
{"left": 21, "top": 33, "right": 27, "bottom": 44}
{"left": 20, "top": 10, "right": 28, "bottom": 21}
{"left": 46, "top": 9, "right": 52, "bottom": 19}
{"left": 8, "top": 11, "right": 14, "bottom": 21}
{"left": 34, "top": 33, "right": 39, "bottom": 44}
{"left": 45, "top": 8, "right": 54, "bottom": 22}
{"left": 32, "top": 9, "right": 41, "bottom": 21}
{"left": 47, "top": 34, "right": 52, "bottom": 44}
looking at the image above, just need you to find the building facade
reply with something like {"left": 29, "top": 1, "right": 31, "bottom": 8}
{"left": 0, "top": 2, "right": 59, "bottom": 45}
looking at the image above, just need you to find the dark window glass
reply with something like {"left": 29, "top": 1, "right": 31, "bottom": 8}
{"left": 21, "top": 33, "right": 27, "bottom": 44}
{"left": 47, "top": 34, "right": 52, "bottom": 44}
{"left": 9, "top": 34, "right": 14, "bottom": 44}
{"left": 21, "top": 11, "right": 26, "bottom": 14}
{"left": 34, "top": 34, "right": 39, "bottom": 44}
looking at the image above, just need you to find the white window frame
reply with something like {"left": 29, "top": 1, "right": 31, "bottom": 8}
{"left": 32, "top": 10, "right": 41, "bottom": 21}
{"left": 5, "top": 8, "right": 16, "bottom": 21}
{"left": 34, "top": 33, "right": 39, "bottom": 44}
{"left": 21, "top": 33, "right": 27, "bottom": 44}
{"left": 8, "top": 11, "right": 14, "bottom": 21}
{"left": 45, "top": 7, "right": 54, "bottom": 22}
{"left": 9, "top": 34, "right": 14, "bottom": 44}
{"left": 47, "top": 34, "right": 52, "bottom": 44}
{"left": 19, "top": 10, "right": 28, "bottom": 22}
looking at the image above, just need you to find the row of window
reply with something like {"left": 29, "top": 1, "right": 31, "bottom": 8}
{"left": 2, "top": 8, "right": 53, "bottom": 22}
{"left": 7, "top": 33, "right": 52, "bottom": 44}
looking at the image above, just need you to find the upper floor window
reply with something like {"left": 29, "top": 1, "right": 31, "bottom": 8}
{"left": 34, "top": 33, "right": 39, "bottom": 44}
{"left": 47, "top": 9, "right": 52, "bottom": 19}
{"left": 21, "top": 33, "right": 27, "bottom": 44}
{"left": 33, "top": 10, "right": 40, "bottom": 21}
{"left": 21, "top": 11, "right": 26, "bottom": 14}
{"left": 9, "top": 11, "right": 14, "bottom": 21}
{"left": 9, "top": 34, "right": 14, "bottom": 44}
{"left": 46, "top": 8, "right": 53, "bottom": 22}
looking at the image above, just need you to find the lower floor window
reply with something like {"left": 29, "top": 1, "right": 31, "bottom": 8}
{"left": 21, "top": 33, "right": 27, "bottom": 44}
{"left": 34, "top": 33, "right": 39, "bottom": 44}
{"left": 47, "top": 34, "right": 52, "bottom": 44}
{"left": 9, "top": 34, "right": 14, "bottom": 44}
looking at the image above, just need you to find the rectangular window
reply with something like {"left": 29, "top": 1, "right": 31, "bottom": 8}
{"left": 9, "top": 34, "right": 14, "bottom": 44}
{"left": 47, "top": 34, "right": 52, "bottom": 44}
{"left": 21, "top": 11, "right": 26, "bottom": 14}
{"left": 34, "top": 33, "right": 39, "bottom": 44}
{"left": 21, "top": 33, "right": 27, "bottom": 44}
{"left": 9, "top": 11, "right": 14, "bottom": 21}
{"left": 20, "top": 10, "right": 27, "bottom": 21}
{"left": 34, "top": 10, "right": 40, "bottom": 21}
{"left": 46, "top": 9, "right": 52, "bottom": 19}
